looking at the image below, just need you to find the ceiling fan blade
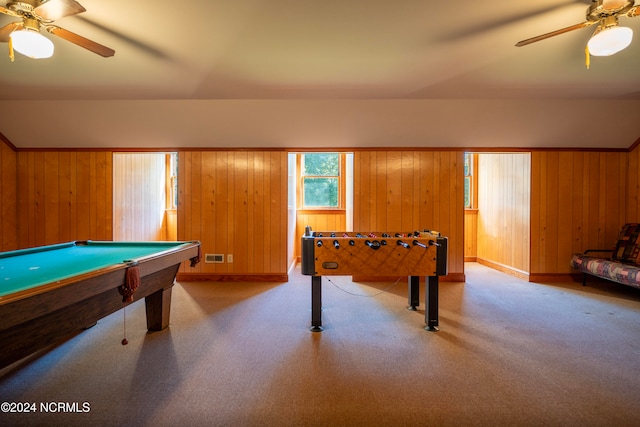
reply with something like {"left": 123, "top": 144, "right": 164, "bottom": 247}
{"left": 46, "top": 25, "right": 115, "bottom": 57}
{"left": 0, "top": 21, "right": 23, "bottom": 43}
{"left": 0, "top": 5, "right": 20, "bottom": 17}
{"left": 34, "top": 0, "right": 86, "bottom": 21}
{"left": 515, "top": 21, "right": 596, "bottom": 47}
{"left": 439, "top": 0, "right": 585, "bottom": 42}
{"left": 76, "top": 16, "right": 169, "bottom": 59}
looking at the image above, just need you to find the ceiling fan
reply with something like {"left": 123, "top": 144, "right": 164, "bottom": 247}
{"left": 0, "top": 0, "right": 114, "bottom": 59}
{"left": 516, "top": 0, "right": 640, "bottom": 57}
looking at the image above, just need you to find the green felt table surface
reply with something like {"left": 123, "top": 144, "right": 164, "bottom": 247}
{"left": 0, "top": 241, "right": 190, "bottom": 297}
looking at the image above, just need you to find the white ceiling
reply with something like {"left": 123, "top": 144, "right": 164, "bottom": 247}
{"left": 1, "top": 0, "right": 640, "bottom": 149}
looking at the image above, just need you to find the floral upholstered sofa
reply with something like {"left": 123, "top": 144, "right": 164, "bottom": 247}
{"left": 570, "top": 223, "right": 640, "bottom": 290}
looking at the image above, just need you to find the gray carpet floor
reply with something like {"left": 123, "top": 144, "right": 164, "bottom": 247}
{"left": 1, "top": 263, "right": 640, "bottom": 426}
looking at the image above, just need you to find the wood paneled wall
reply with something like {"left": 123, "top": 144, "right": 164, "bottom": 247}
{"left": 0, "top": 139, "right": 18, "bottom": 251}
{"left": 626, "top": 144, "right": 640, "bottom": 221}
{"left": 530, "top": 151, "right": 627, "bottom": 277}
{"left": 295, "top": 211, "right": 347, "bottom": 257}
{"left": 16, "top": 151, "right": 113, "bottom": 248}
{"left": 287, "top": 153, "right": 297, "bottom": 272}
{"left": 113, "top": 153, "right": 167, "bottom": 241}
{"left": 296, "top": 213, "right": 347, "bottom": 236}
{"left": 464, "top": 210, "right": 477, "bottom": 261}
{"left": 3, "top": 141, "right": 639, "bottom": 283}
{"left": 177, "top": 151, "right": 288, "bottom": 277}
{"left": 353, "top": 151, "right": 464, "bottom": 279}
{"left": 476, "top": 153, "right": 531, "bottom": 275}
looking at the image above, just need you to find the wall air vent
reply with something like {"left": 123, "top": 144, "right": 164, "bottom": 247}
{"left": 205, "top": 254, "right": 224, "bottom": 263}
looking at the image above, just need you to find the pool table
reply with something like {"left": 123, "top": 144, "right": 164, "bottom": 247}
{"left": 0, "top": 240, "right": 201, "bottom": 369}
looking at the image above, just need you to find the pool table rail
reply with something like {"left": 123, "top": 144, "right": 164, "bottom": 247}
{"left": 0, "top": 240, "right": 201, "bottom": 370}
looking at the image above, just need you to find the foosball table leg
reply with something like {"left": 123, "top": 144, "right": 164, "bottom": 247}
{"left": 425, "top": 275, "right": 439, "bottom": 332}
{"left": 310, "top": 275, "right": 323, "bottom": 332}
{"left": 408, "top": 275, "right": 419, "bottom": 311}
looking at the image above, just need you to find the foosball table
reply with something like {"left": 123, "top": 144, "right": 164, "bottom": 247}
{"left": 301, "top": 228, "right": 448, "bottom": 332}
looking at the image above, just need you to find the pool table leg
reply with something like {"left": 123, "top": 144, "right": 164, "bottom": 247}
{"left": 144, "top": 287, "right": 172, "bottom": 331}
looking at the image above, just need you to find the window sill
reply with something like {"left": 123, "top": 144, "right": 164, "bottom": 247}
{"left": 298, "top": 209, "right": 346, "bottom": 214}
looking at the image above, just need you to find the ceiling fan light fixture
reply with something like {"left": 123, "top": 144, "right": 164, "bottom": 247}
{"left": 10, "top": 29, "right": 55, "bottom": 59}
{"left": 587, "top": 26, "right": 633, "bottom": 56}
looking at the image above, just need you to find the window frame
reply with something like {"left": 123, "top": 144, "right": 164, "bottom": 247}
{"left": 166, "top": 152, "right": 178, "bottom": 210}
{"left": 297, "top": 152, "right": 346, "bottom": 212}
{"left": 464, "top": 153, "right": 478, "bottom": 210}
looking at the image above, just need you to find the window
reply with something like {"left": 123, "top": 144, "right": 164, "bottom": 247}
{"left": 299, "top": 153, "right": 343, "bottom": 209}
{"left": 167, "top": 152, "right": 178, "bottom": 209}
{"left": 464, "top": 153, "right": 474, "bottom": 209}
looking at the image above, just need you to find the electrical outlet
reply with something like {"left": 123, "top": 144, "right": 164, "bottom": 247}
{"left": 227, "top": 254, "right": 233, "bottom": 263}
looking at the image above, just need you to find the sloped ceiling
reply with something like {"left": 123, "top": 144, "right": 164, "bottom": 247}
{"left": 0, "top": 0, "right": 639, "bottom": 149}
